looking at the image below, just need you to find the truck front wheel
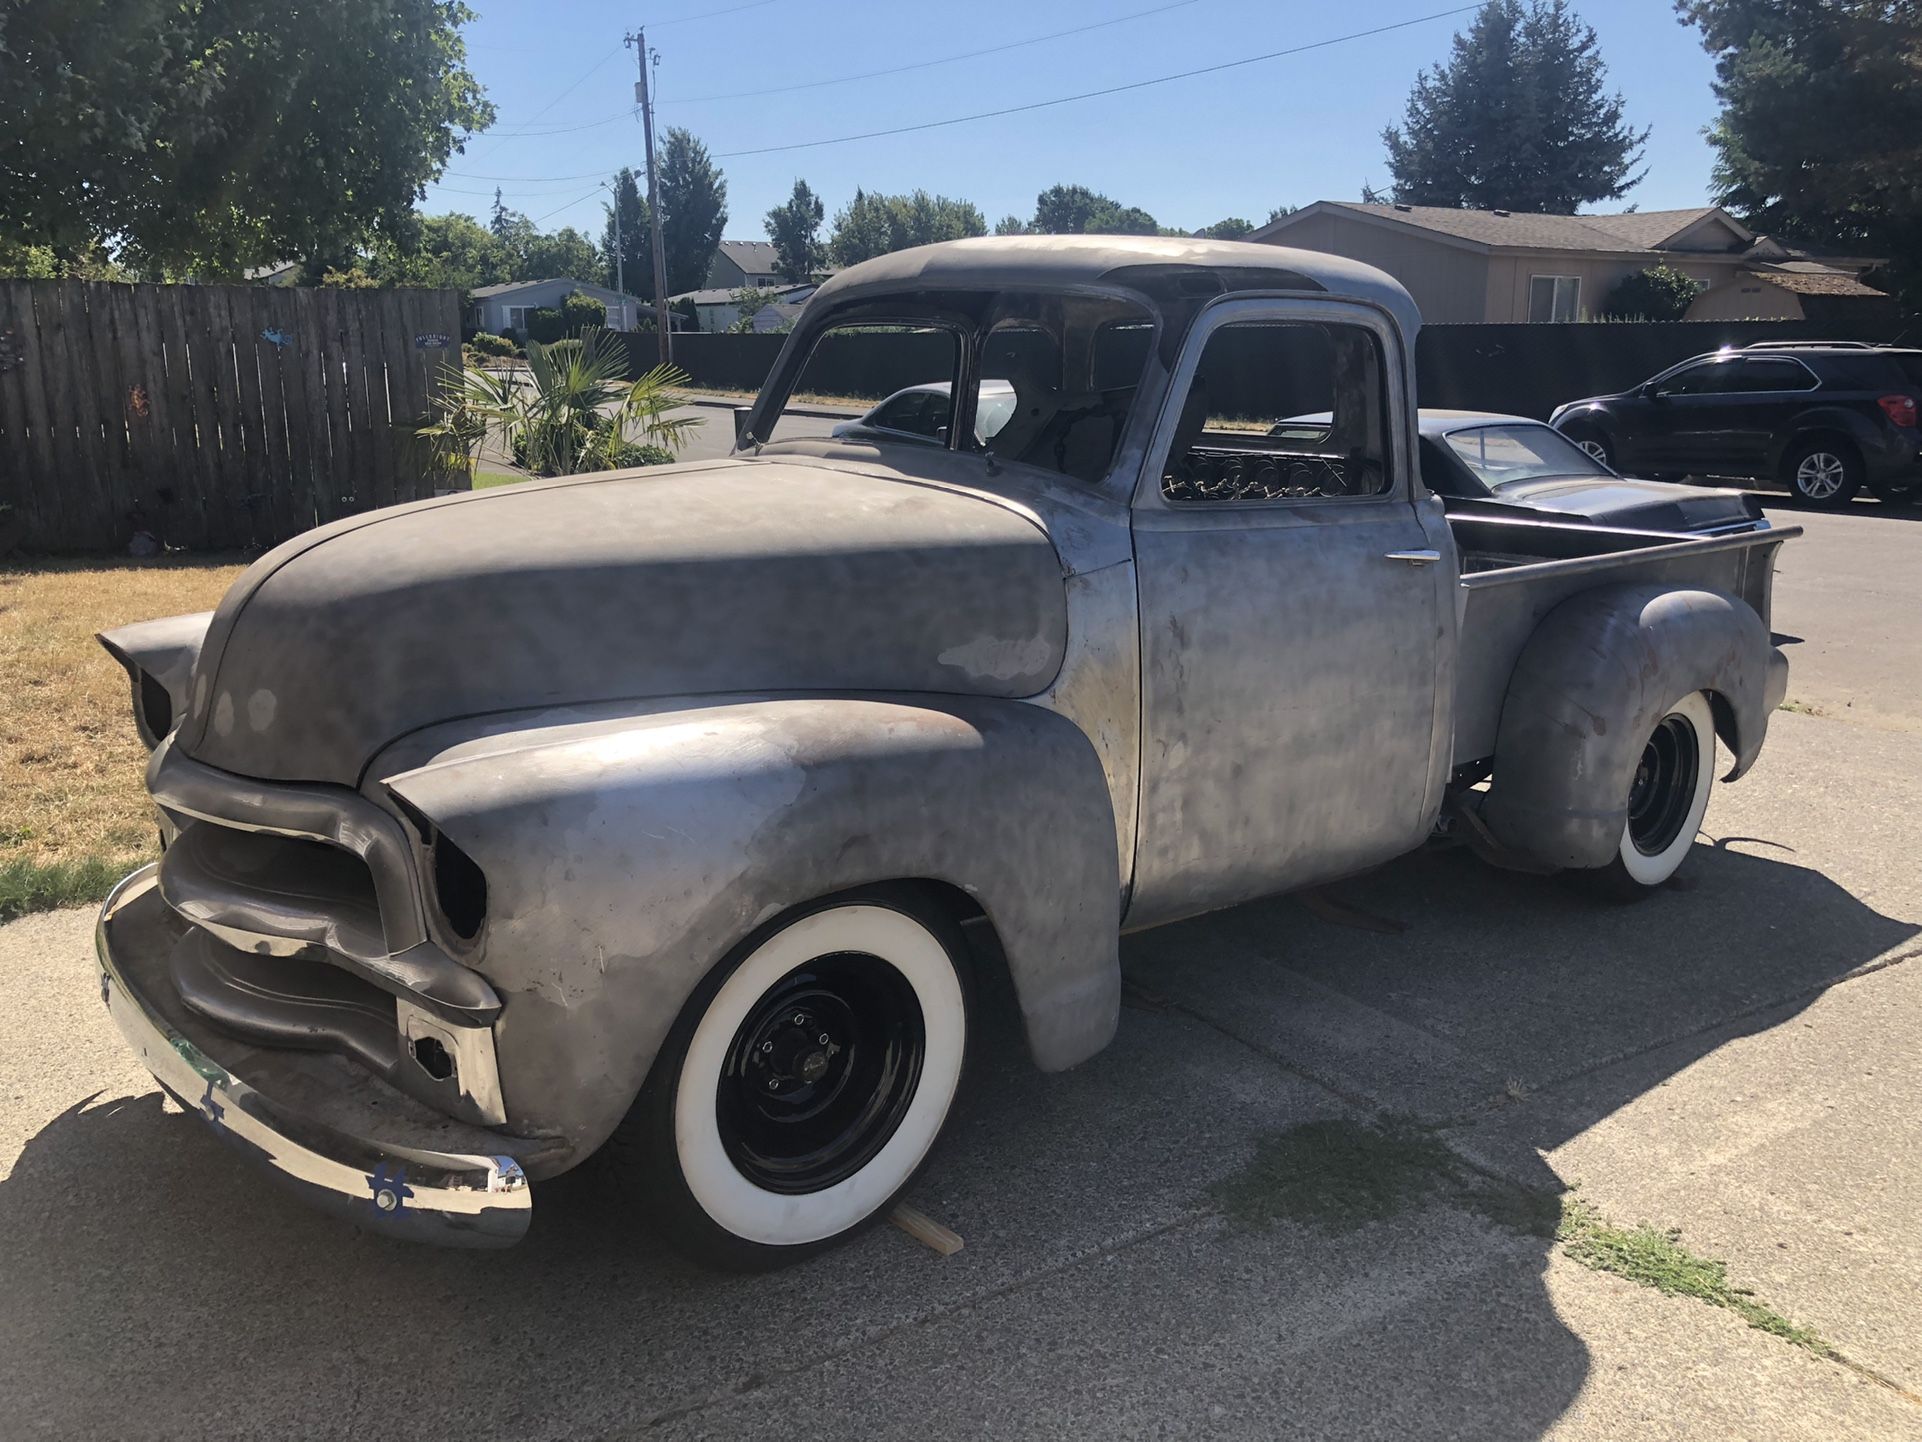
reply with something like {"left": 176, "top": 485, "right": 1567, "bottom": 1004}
{"left": 1576, "top": 690, "right": 1717, "bottom": 900}
{"left": 610, "top": 886, "right": 970, "bottom": 1269}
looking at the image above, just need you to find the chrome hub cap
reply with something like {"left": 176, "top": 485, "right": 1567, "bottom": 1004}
{"left": 1576, "top": 438, "right": 1609, "bottom": 463}
{"left": 1795, "top": 452, "right": 1846, "bottom": 500}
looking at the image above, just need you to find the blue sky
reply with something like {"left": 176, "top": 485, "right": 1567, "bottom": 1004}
{"left": 425, "top": 0, "right": 1726, "bottom": 243}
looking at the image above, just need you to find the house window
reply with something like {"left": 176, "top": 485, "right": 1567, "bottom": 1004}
{"left": 506, "top": 305, "right": 533, "bottom": 334}
{"left": 1528, "top": 275, "right": 1581, "bottom": 323}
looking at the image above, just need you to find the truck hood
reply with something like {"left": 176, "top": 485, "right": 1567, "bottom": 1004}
{"left": 1480, "top": 475, "right": 1764, "bottom": 533}
{"left": 178, "top": 460, "right": 1068, "bottom": 784}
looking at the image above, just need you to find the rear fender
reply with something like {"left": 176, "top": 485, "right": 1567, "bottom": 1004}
{"left": 1766, "top": 407, "right": 1882, "bottom": 475}
{"left": 97, "top": 611, "right": 214, "bottom": 748}
{"left": 1480, "top": 585, "right": 1781, "bottom": 870}
{"left": 383, "top": 694, "right": 1121, "bottom": 1162}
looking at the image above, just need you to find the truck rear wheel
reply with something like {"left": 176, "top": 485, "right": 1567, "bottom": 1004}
{"left": 1574, "top": 690, "right": 1716, "bottom": 901}
{"left": 609, "top": 885, "right": 970, "bottom": 1270}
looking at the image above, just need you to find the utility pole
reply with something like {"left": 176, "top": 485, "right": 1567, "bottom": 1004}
{"left": 608, "top": 181, "right": 624, "bottom": 326}
{"left": 627, "top": 28, "right": 672, "bottom": 362}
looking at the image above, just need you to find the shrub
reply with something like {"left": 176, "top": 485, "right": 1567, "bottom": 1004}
{"left": 561, "top": 290, "right": 607, "bottom": 330}
{"left": 469, "top": 332, "right": 516, "bottom": 357}
{"left": 525, "top": 306, "right": 569, "bottom": 344}
{"left": 1602, "top": 266, "right": 1706, "bottom": 322}
{"left": 605, "top": 440, "right": 674, "bottom": 468}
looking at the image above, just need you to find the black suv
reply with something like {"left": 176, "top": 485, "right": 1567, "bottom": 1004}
{"left": 1550, "top": 342, "right": 1922, "bottom": 508}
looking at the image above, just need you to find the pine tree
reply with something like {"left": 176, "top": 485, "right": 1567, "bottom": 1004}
{"left": 599, "top": 167, "right": 652, "bottom": 298}
{"left": 1680, "top": 0, "right": 1922, "bottom": 299}
{"left": 764, "top": 179, "right": 825, "bottom": 282}
{"left": 658, "top": 128, "right": 728, "bottom": 297}
{"left": 1380, "top": 0, "right": 1646, "bottom": 212}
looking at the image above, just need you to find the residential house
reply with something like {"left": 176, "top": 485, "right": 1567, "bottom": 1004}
{"left": 1249, "top": 203, "right": 1887, "bottom": 325}
{"left": 468, "top": 278, "right": 649, "bottom": 336}
{"left": 704, "top": 240, "right": 784, "bottom": 290}
{"left": 671, "top": 282, "right": 821, "bottom": 334}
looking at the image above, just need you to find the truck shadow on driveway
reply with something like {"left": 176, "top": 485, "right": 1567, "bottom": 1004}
{"left": 1, "top": 842, "right": 1912, "bottom": 1438}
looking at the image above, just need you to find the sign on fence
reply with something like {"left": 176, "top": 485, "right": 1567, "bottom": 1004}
{"left": 0, "top": 280, "right": 466, "bottom": 552}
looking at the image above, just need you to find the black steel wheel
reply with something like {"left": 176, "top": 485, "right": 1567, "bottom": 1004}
{"left": 605, "top": 884, "right": 970, "bottom": 1270}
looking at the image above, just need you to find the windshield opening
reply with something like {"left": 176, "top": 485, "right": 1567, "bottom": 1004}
{"left": 763, "top": 289, "right": 1156, "bottom": 486}
{"left": 1443, "top": 423, "right": 1609, "bottom": 486}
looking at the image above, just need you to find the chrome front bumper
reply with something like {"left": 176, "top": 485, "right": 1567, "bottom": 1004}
{"left": 96, "top": 866, "right": 533, "bottom": 1248}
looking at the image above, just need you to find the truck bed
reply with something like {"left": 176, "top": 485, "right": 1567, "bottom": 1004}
{"left": 1450, "top": 513, "right": 1799, "bottom": 766}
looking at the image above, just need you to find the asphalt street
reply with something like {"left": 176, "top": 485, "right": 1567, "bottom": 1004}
{"left": 1, "top": 494, "right": 1918, "bottom": 1439}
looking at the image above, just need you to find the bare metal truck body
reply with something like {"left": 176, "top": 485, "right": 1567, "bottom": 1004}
{"left": 94, "top": 237, "right": 1793, "bottom": 1264}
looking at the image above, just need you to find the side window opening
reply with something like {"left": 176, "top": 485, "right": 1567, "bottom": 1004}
{"left": 1161, "top": 319, "right": 1392, "bottom": 503}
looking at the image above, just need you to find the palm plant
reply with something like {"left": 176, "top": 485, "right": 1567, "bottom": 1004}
{"left": 417, "top": 327, "right": 702, "bottom": 481}
{"left": 414, "top": 361, "right": 518, "bottom": 479}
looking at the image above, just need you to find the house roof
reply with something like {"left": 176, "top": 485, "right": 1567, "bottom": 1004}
{"left": 1263, "top": 202, "right": 1747, "bottom": 255}
{"left": 469, "top": 278, "right": 641, "bottom": 300}
{"left": 716, "top": 240, "right": 779, "bottom": 273}
{"left": 1746, "top": 268, "right": 1886, "bottom": 298}
{"left": 672, "top": 283, "right": 816, "bottom": 306}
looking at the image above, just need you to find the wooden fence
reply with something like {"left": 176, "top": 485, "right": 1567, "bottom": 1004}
{"left": 0, "top": 281, "right": 465, "bottom": 553}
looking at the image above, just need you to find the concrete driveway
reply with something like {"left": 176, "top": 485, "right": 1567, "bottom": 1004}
{"left": 2, "top": 503, "right": 1919, "bottom": 1439}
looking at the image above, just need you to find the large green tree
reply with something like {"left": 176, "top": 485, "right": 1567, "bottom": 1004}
{"left": 1680, "top": 0, "right": 1922, "bottom": 293}
{"left": 659, "top": 128, "right": 728, "bottom": 296}
{"left": 828, "top": 189, "right": 987, "bottom": 265}
{"left": 519, "top": 227, "right": 600, "bottom": 284}
{"left": 599, "top": 168, "right": 653, "bottom": 298}
{"left": 1029, "top": 184, "right": 1161, "bottom": 236}
{"left": 765, "top": 179, "right": 826, "bottom": 282}
{"left": 1380, "top": 0, "right": 1645, "bottom": 212}
{"left": 0, "top": 0, "right": 492, "bottom": 276}
{"left": 368, "top": 212, "right": 507, "bottom": 290}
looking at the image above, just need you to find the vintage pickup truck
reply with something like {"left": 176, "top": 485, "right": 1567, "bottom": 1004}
{"left": 95, "top": 236, "right": 1796, "bottom": 1268}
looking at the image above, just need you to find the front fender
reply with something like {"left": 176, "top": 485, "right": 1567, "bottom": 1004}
{"left": 1481, "top": 585, "right": 1782, "bottom": 870}
{"left": 383, "top": 695, "right": 1121, "bottom": 1163}
{"left": 97, "top": 611, "right": 214, "bottom": 748}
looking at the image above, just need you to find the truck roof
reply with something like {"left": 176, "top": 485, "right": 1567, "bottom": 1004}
{"left": 808, "top": 234, "right": 1423, "bottom": 342}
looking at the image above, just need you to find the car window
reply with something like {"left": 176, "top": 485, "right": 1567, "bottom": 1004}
{"left": 872, "top": 391, "right": 949, "bottom": 439}
{"left": 1443, "top": 424, "right": 1609, "bottom": 486}
{"left": 1821, "top": 354, "right": 1911, "bottom": 390}
{"left": 790, "top": 323, "right": 960, "bottom": 449}
{"left": 1658, "top": 359, "right": 1742, "bottom": 395}
{"left": 1731, "top": 357, "right": 1817, "bottom": 393}
{"left": 1161, "top": 318, "right": 1392, "bottom": 503}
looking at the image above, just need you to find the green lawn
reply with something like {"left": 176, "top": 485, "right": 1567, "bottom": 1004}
{"left": 473, "top": 470, "right": 527, "bottom": 489}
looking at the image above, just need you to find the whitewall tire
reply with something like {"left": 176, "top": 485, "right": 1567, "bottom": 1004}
{"left": 1579, "top": 690, "right": 1716, "bottom": 899}
{"left": 612, "top": 887, "right": 969, "bottom": 1269}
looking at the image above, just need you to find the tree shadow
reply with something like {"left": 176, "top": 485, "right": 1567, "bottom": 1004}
{"left": 0, "top": 840, "right": 1908, "bottom": 1438}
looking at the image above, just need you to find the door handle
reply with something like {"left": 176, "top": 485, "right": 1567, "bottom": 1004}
{"left": 1383, "top": 548, "right": 1441, "bottom": 566}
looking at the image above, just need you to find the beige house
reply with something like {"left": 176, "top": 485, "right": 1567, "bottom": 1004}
{"left": 1249, "top": 202, "right": 1886, "bottom": 324}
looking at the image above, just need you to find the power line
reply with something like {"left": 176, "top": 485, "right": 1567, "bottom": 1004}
{"left": 443, "top": 165, "right": 620, "bottom": 182}
{"left": 464, "top": 47, "right": 623, "bottom": 152}
{"left": 478, "top": 107, "right": 640, "bottom": 140}
{"left": 529, "top": 185, "right": 613, "bottom": 225}
{"left": 670, "top": 0, "right": 1203, "bottom": 106}
{"left": 649, "top": 0, "right": 782, "bottom": 26}
{"left": 713, "top": 5, "right": 1481, "bottom": 158}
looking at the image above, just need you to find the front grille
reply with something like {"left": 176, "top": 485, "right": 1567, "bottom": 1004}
{"left": 145, "top": 740, "right": 507, "bottom": 1126}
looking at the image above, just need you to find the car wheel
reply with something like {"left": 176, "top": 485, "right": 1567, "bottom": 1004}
{"left": 1563, "top": 424, "right": 1614, "bottom": 469}
{"left": 1782, "top": 437, "right": 1862, "bottom": 507}
{"left": 607, "top": 885, "right": 971, "bottom": 1270}
{"left": 1571, "top": 691, "right": 1716, "bottom": 902}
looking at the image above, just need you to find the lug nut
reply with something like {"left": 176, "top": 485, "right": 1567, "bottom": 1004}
{"left": 818, "top": 1033, "right": 831, "bottom": 1045}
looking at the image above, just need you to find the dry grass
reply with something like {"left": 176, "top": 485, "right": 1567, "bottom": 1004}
{"left": 0, "top": 557, "right": 245, "bottom": 900}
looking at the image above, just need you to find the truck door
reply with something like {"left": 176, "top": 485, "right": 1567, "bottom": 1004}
{"left": 1126, "top": 297, "right": 1451, "bottom": 929}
